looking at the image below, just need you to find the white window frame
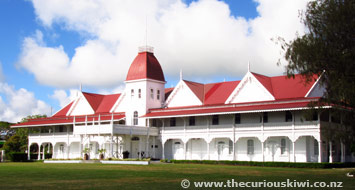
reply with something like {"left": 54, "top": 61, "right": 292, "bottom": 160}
{"left": 133, "top": 111, "right": 138, "bottom": 125}
{"left": 157, "top": 89, "right": 160, "bottom": 100}
{"left": 281, "top": 138, "right": 286, "bottom": 155}
{"left": 247, "top": 139, "right": 254, "bottom": 155}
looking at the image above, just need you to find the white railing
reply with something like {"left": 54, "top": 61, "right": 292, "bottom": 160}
{"left": 187, "top": 125, "right": 207, "bottom": 130}
{"left": 295, "top": 121, "right": 318, "bottom": 129}
{"left": 74, "top": 124, "right": 113, "bottom": 135}
{"left": 210, "top": 124, "right": 232, "bottom": 129}
{"left": 164, "top": 126, "right": 184, "bottom": 131}
{"left": 162, "top": 121, "right": 319, "bottom": 133}
{"left": 113, "top": 125, "right": 159, "bottom": 136}
{"left": 29, "top": 132, "right": 72, "bottom": 137}
{"left": 236, "top": 123, "right": 261, "bottom": 128}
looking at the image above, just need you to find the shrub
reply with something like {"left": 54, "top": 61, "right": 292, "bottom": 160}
{"left": 7, "top": 152, "right": 28, "bottom": 162}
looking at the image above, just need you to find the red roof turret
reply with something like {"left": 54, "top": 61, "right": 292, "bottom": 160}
{"left": 126, "top": 47, "right": 165, "bottom": 82}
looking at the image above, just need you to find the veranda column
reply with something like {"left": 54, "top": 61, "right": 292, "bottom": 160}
{"left": 329, "top": 141, "right": 333, "bottom": 163}
{"left": 146, "top": 124, "right": 150, "bottom": 158}
{"left": 261, "top": 141, "right": 265, "bottom": 162}
{"left": 66, "top": 126, "right": 70, "bottom": 159}
{"left": 232, "top": 114, "right": 236, "bottom": 161}
{"left": 42, "top": 143, "right": 45, "bottom": 160}
{"left": 183, "top": 140, "right": 187, "bottom": 160}
{"left": 153, "top": 137, "right": 156, "bottom": 159}
{"left": 79, "top": 135, "right": 83, "bottom": 158}
{"left": 146, "top": 136, "right": 149, "bottom": 158}
{"left": 292, "top": 141, "right": 296, "bottom": 162}
{"left": 207, "top": 141, "right": 210, "bottom": 160}
{"left": 110, "top": 135, "right": 113, "bottom": 158}
{"left": 27, "top": 144, "right": 31, "bottom": 160}
{"left": 318, "top": 140, "right": 322, "bottom": 163}
{"left": 138, "top": 137, "right": 141, "bottom": 159}
{"left": 162, "top": 140, "right": 165, "bottom": 160}
{"left": 66, "top": 143, "right": 70, "bottom": 159}
{"left": 232, "top": 140, "right": 235, "bottom": 161}
{"left": 37, "top": 144, "right": 41, "bottom": 160}
{"left": 340, "top": 141, "right": 344, "bottom": 162}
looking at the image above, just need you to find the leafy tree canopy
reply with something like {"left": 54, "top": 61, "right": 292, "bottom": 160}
{"left": 3, "top": 115, "right": 47, "bottom": 153}
{"left": 281, "top": 0, "right": 355, "bottom": 110}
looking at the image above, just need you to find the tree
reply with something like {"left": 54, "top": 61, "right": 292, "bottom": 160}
{"left": 3, "top": 114, "right": 47, "bottom": 153}
{"left": 2, "top": 135, "right": 22, "bottom": 152}
{"left": 280, "top": 0, "right": 355, "bottom": 152}
{"left": 281, "top": 0, "right": 355, "bottom": 109}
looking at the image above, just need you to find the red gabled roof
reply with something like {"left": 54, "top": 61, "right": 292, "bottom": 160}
{"left": 96, "top": 94, "right": 121, "bottom": 113}
{"left": 270, "top": 74, "right": 316, "bottom": 99}
{"left": 165, "top": 87, "right": 174, "bottom": 100}
{"left": 251, "top": 72, "right": 274, "bottom": 95}
{"left": 82, "top": 92, "right": 105, "bottom": 111}
{"left": 204, "top": 81, "right": 240, "bottom": 105}
{"left": 126, "top": 52, "right": 165, "bottom": 82}
{"left": 80, "top": 92, "right": 121, "bottom": 114}
{"left": 53, "top": 101, "right": 74, "bottom": 117}
{"left": 143, "top": 99, "right": 318, "bottom": 118}
{"left": 184, "top": 80, "right": 204, "bottom": 103}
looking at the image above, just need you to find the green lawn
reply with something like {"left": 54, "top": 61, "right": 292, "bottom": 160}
{"left": 0, "top": 162, "right": 354, "bottom": 189}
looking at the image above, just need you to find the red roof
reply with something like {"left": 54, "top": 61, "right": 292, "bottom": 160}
{"left": 144, "top": 99, "right": 317, "bottom": 118}
{"left": 82, "top": 92, "right": 105, "bottom": 111}
{"left": 12, "top": 113, "right": 125, "bottom": 127}
{"left": 252, "top": 72, "right": 274, "bottom": 95}
{"left": 13, "top": 91, "right": 123, "bottom": 127}
{"left": 80, "top": 92, "right": 121, "bottom": 114}
{"left": 126, "top": 52, "right": 165, "bottom": 82}
{"left": 270, "top": 74, "right": 316, "bottom": 99}
{"left": 165, "top": 88, "right": 174, "bottom": 100}
{"left": 184, "top": 80, "right": 205, "bottom": 103}
{"left": 167, "top": 72, "right": 317, "bottom": 107}
{"left": 204, "top": 81, "right": 240, "bottom": 105}
{"left": 96, "top": 93, "right": 121, "bottom": 113}
{"left": 53, "top": 101, "right": 74, "bottom": 117}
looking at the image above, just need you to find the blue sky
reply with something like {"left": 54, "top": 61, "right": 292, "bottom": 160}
{"left": 0, "top": 0, "right": 307, "bottom": 122}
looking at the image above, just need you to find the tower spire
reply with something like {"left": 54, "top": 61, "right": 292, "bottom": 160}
{"left": 248, "top": 61, "right": 250, "bottom": 72}
{"left": 180, "top": 69, "right": 183, "bottom": 80}
{"left": 145, "top": 15, "right": 148, "bottom": 47}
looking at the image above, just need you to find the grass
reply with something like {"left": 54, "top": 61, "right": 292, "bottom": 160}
{"left": 0, "top": 162, "right": 354, "bottom": 189}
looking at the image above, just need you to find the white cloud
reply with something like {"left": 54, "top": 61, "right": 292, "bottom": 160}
{"left": 0, "top": 83, "right": 51, "bottom": 123}
{"left": 50, "top": 89, "right": 79, "bottom": 108}
{"left": 0, "top": 61, "right": 4, "bottom": 82}
{"left": 19, "top": 0, "right": 309, "bottom": 88}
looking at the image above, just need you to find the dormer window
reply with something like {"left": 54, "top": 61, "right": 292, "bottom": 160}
{"left": 138, "top": 89, "right": 141, "bottom": 99}
{"left": 157, "top": 90, "right": 160, "bottom": 100}
{"left": 150, "top": 89, "right": 154, "bottom": 99}
{"left": 133, "top": 111, "right": 138, "bottom": 125}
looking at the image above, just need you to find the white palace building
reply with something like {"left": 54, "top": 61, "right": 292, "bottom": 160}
{"left": 13, "top": 47, "right": 355, "bottom": 163}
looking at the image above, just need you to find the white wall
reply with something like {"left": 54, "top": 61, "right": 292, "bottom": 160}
{"left": 228, "top": 73, "right": 274, "bottom": 104}
{"left": 166, "top": 81, "right": 202, "bottom": 108}
{"left": 115, "top": 79, "right": 165, "bottom": 126}
{"left": 70, "top": 96, "right": 94, "bottom": 116}
{"left": 235, "top": 137, "right": 262, "bottom": 161}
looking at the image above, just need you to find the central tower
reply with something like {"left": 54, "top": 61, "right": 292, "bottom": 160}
{"left": 124, "top": 46, "right": 166, "bottom": 126}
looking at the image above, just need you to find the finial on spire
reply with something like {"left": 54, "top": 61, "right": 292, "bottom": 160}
{"left": 145, "top": 15, "right": 148, "bottom": 47}
{"left": 180, "top": 69, "right": 183, "bottom": 80}
{"left": 248, "top": 61, "right": 250, "bottom": 72}
{"left": 80, "top": 83, "right": 82, "bottom": 92}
